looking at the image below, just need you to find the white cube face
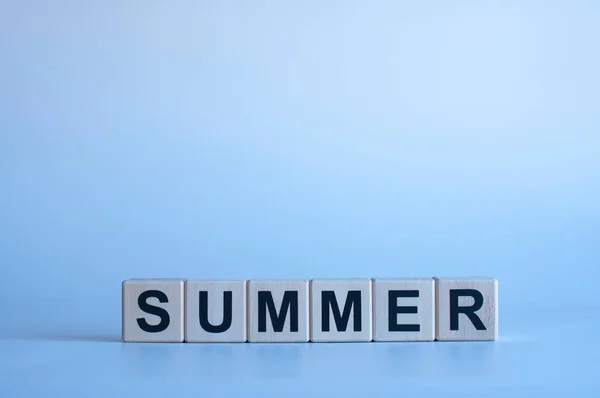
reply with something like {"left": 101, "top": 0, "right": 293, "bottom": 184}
{"left": 185, "top": 280, "right": 247, "bottom": 342}
{"left": 373, "top": 278, "right": 435, "bottom": 341}
{"left": 435, "top": 278, "right": 498, "bottom": 341}
{"left": 310, "top": 279, "right": 373, "bottom": 342}
{"left": 247, "top": 280, "right": 310, "bottom": 342}
{"left": 122, "top": 279, "right": 184, "bottom": 342}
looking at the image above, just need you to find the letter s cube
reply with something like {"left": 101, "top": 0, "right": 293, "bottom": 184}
{"left": 122, "top": 279, "right": 185, "bottom": 342}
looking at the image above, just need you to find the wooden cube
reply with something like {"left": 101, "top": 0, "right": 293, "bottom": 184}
{"left": 247, "top": 280, "right": 310, "bottom": 342}
{"left": 434, "top": 278, "right": 498, "bottom": 341}
{"left": 310, "top": 279, "right": 372, "bottom": 342}
{"left": 122, "top": 279, "right": 184, "bottom": 342}
{"left": 373, "top": 278, "right": 435, "bottom": 341}
{"left": 185, "top": 280, "right": 247, "bottom": 342}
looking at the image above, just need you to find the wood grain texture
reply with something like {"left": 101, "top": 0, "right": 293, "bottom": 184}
{"left": 247, "top": 280, "right": 310, "bottom": 342}
{"left": 122, "top": 279, "right": 184, "bottom": 342}
{"left": 310, "top": 279, "right": 372, "bottom": 342}
{"left": 185, "top": 280, "right": 247, "bottom": 342}
{"left": 434, "top": 277, "right": 498, "bottom": 341}
{"left": 373, "top": 278, "right": 435, "bottom": 342}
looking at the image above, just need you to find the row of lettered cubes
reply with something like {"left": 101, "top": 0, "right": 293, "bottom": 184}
{"left": 122, "top": 277, "right": 498, "bottom": 342}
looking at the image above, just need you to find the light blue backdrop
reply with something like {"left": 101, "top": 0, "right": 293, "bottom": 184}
{"left": 1, "top": 1, "right": 599, "bottom": 397}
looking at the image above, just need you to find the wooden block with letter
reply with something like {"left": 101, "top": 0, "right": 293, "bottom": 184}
{"left": 185, "top": 280, "right": 247, "bottom": 342}
{"left": 310, "top": 278, "right": 373, "bottom": 342}
{"left": 434, "top": 277, "right": 498, "bottom": 341}
{"left": 373, "top": 278, "right": 435, "bottom": 341}
{"left": 247, "top": 280, "right": 310, "bottom": 342}
{"left": 122, "top": 279, "right": 185, "bottom": 342}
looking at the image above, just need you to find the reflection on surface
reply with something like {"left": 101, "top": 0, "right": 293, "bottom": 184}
{"left": 432, "top": 342, "right": 497, "bottom": 380}
{"left": 104, "top": 339, "right": 495, "bottom": 382}
{"left": 250, "top": 344, "right": 307, "bottom": 378}
{"left": 1, "top": 323, "right": 599, "bottom": 398}
{"left": 120, "top": 343, "right": 185, "bottom": 378}
{"left": 382, "top": 342, "right": 436, "bottom": 377}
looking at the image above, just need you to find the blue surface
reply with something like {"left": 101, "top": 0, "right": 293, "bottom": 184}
{"left": 2, "top": 309, "right": 599, "bottom": 397}
{"left": 1, "top": 1, "right": 599, "bottom": 397}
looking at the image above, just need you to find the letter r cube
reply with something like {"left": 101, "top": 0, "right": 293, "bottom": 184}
{"left": 435, "top": 278, "right": 498, "bottom": 341}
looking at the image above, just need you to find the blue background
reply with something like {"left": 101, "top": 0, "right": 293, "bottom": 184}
{"left": 1, "top": 0, "right": 599, "bottom": 396}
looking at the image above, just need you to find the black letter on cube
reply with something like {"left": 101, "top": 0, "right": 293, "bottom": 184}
{"left": 321, "top": 291, "right": 362, "bottom": 332}
{"left": 137, "top": 290, "right": 171, "bottom": 333}
{"left": 388, "top": 290, "right": 420, "bottom": 332}
{"left": 449, "top": 289, "right": 486, "bottom": 331}
{"left": 258, "top": 291, "right": 299, "bottom": 332}
{"left": 198, "top": 291, "right": 233, "bottom": 333}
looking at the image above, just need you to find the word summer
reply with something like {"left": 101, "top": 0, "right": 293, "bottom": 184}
{"left": 122, "top": 278, "right": 498, "bottom": 343}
